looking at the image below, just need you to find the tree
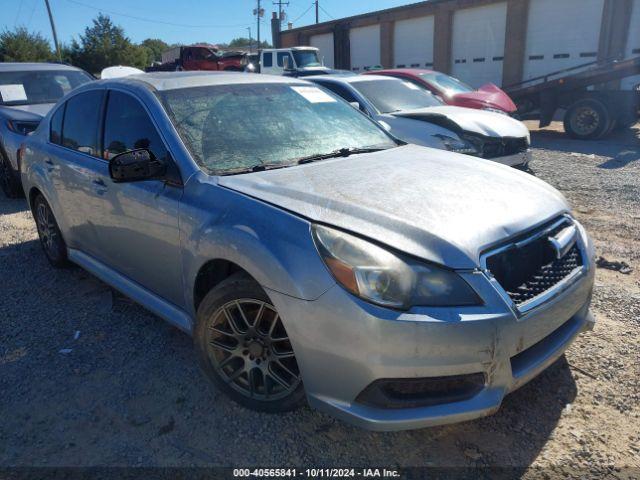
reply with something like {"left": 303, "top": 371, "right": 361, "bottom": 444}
{"left": 0, "top": 27, "right": 53, "bottom": 62}
{"left": 68, "top": 14, "right": 148, "bottom": 73}
{"left": 140, "top": 38, "right": 169, "bottom": 63}
{"left": 227, "top": 37, "right": 271, "bottom": 50}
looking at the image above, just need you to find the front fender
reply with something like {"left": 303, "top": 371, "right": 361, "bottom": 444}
{"left": 180, "top": 176, "right": 335, "bottom": 318}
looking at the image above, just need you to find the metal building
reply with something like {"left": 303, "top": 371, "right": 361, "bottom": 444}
{"left": 276, "top": 0, "right": 639, "bottom": 88}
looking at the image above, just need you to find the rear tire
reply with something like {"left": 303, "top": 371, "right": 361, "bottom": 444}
{"left": 32, "top": 194, "right": 69, "bottom": 268}
{"left": 0, "top": 152, "right": 23, "bottom": 198}
{"left": 194, "top": 272, "right": 306, "bottom": 413}
{"left": 563, "top": 99, "right": 611, "bottom": 140}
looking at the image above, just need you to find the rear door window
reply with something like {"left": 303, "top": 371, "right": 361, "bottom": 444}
{"left": 103, "top": 90, "right": 168, "bottom": 161}
{"left": 262, "top": 52, "right": 273, "bottom": 67}
{"left": 61, "top": 90, "right": 104, "bottom": 156}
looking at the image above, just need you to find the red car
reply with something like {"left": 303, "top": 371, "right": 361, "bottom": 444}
{"left": 365, "top": 69, "right": 517, "bottom": 115}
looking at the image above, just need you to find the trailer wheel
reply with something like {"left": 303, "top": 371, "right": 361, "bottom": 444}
{"left": 564, "top": 99, "right": 611, "bottom": 140}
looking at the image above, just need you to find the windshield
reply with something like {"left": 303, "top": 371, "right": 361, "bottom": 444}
{"left": 418, "top": 72, "right": 474, "bottom": 95}
{"left": 0, "top": 70, "right": 92, "bottom": 106}
{"left": 292, "top": 50, "right": 321, "bottom": 68}
{"left": 350, "top": 79, "right": 442, "bottom": 113}
{"left": 158, "top": 83, "right": 396, "bottom": 175}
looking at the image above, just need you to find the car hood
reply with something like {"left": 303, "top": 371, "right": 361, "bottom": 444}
{"left": 451, "top": 83, "right": 517, "bottom": 113}
{"left": 218, "top": 144, "right": 568, "bottom": 269}
{"left": 391, "top": 105, "right": 529, "bottom": 139}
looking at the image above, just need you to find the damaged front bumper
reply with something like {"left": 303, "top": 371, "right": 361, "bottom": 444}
{"left": 493, "top": 148, "right": 532, "bottom": 168}
{"left": 266, "top": 234, "right": 594, "bottom": 431}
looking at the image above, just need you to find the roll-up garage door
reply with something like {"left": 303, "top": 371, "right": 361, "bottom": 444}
{"left": 310, "top": 33, "right": 334, "bottom": 68}
{"left": 451, "top": 2, "right": 507, "bottom": 87}
{"left": 349, "top": 24, "right": 380, "bottom": 71}
{"left": 622, "top": 0, "right": 640, "bottom": 90}
{"left": 393, "top": 16, "right": 435, "bottom": 69}
{"left": 523, "top": 0, "right": 605, "bottom": 82}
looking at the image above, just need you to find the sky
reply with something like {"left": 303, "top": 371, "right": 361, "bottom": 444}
{"left": 3, "top": 0, "right": 413, "bottom": 46}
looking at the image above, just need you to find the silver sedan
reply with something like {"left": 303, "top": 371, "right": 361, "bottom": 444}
{"left": 20, "top": 72, "right": 595, "bottom": 430}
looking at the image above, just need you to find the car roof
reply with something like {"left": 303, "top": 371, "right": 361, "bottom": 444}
{"left": 0, "top": 62, "right": 87, "bottom": 73}
{"left": 104, "top": 71, "right": 308, "bottom": 91}
{"left": 311, "top": 74, "right": 402, "bottom": 85}
{"left": 367, "top": 68, "right": 436, "bottom": 77}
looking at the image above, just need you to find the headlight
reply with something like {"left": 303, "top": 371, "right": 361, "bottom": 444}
{"left": 312, "top": 225, "right": 482, "bottom": 309}
{"left": 432, "top": 134, "right": 479, "bottom": 155}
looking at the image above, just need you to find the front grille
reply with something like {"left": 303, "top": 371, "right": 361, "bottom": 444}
{"left": 479, "top": 137, "right": 529, "bottom": 159}
{"left": 485, "top": 219, "right": 583, "bottom": 307}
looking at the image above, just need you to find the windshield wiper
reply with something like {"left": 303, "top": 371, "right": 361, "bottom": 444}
{"left": 295, "top": 146, "right": 389, "bottom": 165}
{"left": 218, "top": 162, "right": 290, "bottom": 176}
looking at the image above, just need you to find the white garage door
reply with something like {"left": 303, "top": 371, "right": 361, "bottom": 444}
{"left": 350, "top": 24, "right": 380, "bottom": 71}
{"left": 622, "top": 0, "right": 640, "bottom": 90}
{"left": 393, "top": 16, "right": 434, "bottom": 69}
{"left": 523, "top": 0, "right": 605, "bottom": 82}
{"left": 310, "top": 33, "right": 334, "bottom": 68}
{"left": 451, "top": 2, "right": 507, "bottom": 87}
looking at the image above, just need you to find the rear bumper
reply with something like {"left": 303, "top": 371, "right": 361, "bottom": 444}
{"left": 267, "top": 230, "right": 594, "bottom": 431}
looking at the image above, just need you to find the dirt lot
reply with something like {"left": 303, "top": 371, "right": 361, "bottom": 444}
{"left": 1, "top": 123, "right": 639, "bottom": 476}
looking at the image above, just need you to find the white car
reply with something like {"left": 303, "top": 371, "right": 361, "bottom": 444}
{"left": 309, "top": 74, "right": 532, "bottom": 168}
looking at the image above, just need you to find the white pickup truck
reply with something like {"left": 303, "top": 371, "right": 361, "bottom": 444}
{"left": 249, "top": 47, "right": 334, "bottom": 77}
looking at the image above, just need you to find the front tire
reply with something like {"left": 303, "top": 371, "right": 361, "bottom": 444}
{"left": 194, "top": 273, "right": 305, "bottom": 413}
{"left": 0, "top": 152, "right": 23, "bottom": 198}
{"left": 32, "top": 194, "right": 68, "bottom": 268}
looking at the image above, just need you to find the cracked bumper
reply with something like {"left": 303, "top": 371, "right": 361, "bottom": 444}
{"left": 493, "top": 148, "right": 532, "bottom": 168}
{"left": 267, "top": 249, "right": 594, "bottom": 431}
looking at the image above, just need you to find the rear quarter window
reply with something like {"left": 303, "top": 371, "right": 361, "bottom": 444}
{"left": 49, "top": 104, "right": 65, "bottom": 145}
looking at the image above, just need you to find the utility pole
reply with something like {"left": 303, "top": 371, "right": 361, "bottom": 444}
{"left": 43, "top": 0, "right": 61, "bottom": 60}
{"left": 253, "top": 0, "right": 264, "bottom": 48}
{"left": 247, "top": 27, "right": 252, "bottom": 53}
{"left": 315, "top": 0, "right": 319, "bottom": 23}
{"left": 272, "top": 0, "right": 289, "bottom": 24}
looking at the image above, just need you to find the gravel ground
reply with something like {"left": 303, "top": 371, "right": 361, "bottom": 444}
{"left": 1, "top": 123, "right": 638, "bottom": 476}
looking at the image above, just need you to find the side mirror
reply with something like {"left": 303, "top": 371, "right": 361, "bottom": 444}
{"left": 283, "top": 55, "right": 295, "bottom": 71}
{"left": 109, "top": 149, "right": 166, "bottom": 183}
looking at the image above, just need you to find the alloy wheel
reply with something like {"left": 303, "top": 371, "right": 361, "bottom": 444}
{"left": 36, "top": 201, "right": 59, "bottom": 256}
{"left": 206, "top": 299, "right": 301, "bottom": 401}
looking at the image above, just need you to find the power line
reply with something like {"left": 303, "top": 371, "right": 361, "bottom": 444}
{"left": 291, "top": 2, "right": 314, "bottom": 24}
{"left": 14, "top": 0, "right": 25, "bottom": 27}
{"left": 65, "top": 0, "right": 253, "bottom": 29}
{"left": 318, "top": 4, "right": 334, "bottom": 19}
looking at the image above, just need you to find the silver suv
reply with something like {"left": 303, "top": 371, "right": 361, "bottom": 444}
{"left": 21, "top": 72, "right": 595, "bottom": 431}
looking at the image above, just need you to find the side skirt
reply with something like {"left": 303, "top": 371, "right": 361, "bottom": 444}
{"left": 68, "top": 248, "right": 193, "bottom": 335}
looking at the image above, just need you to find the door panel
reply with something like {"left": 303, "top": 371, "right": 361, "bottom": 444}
{"left": 53, "top": 90, "right": 105, "bottom": 255}
{"left": 523, "top": 0, "right": 605, "bottom": 82}
{"left": 394, "top": 16, "right": 434, "bottom": 69}
{"left": 96, "top": 90, "right": 184, "bottom": 307}
{"left": 451, "top": 2, "right": 507, "bottom": 87}
{"left": 350, "top": 25, "right": 380, "bottom": 72}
